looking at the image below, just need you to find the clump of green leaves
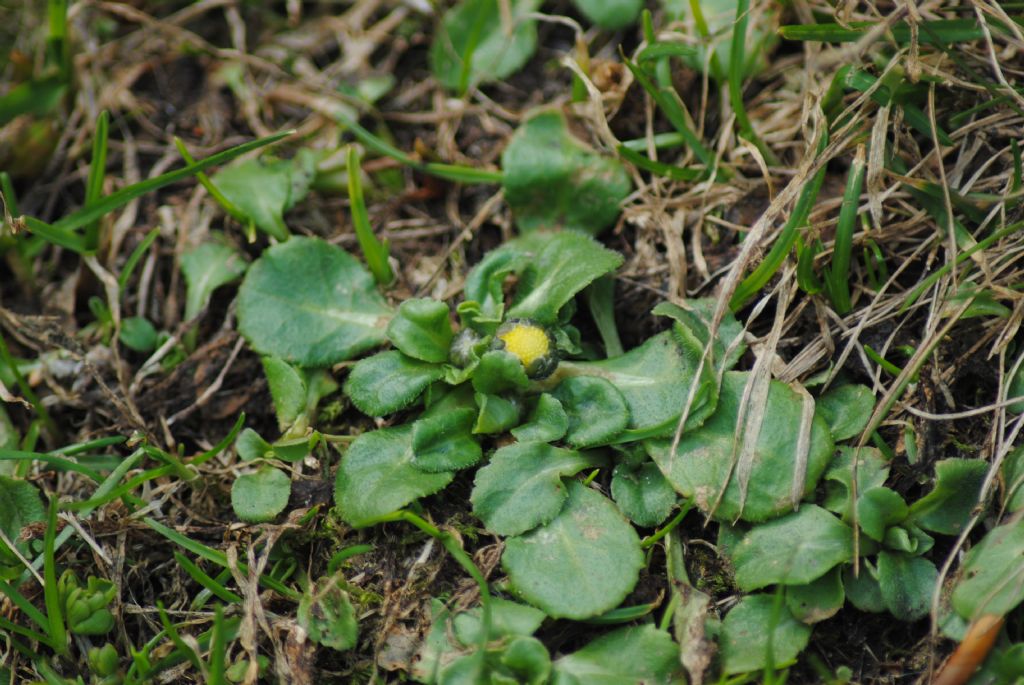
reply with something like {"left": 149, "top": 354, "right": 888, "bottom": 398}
{"left": 502, "top": 111, "right": 632, "bottom": 237}
{"left": 226, "top": 218, "right": 1014, "bottom": 679}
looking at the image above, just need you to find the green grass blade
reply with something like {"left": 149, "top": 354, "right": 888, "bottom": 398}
{"left": 188, "top": 413, "right": 244, "bottom": 468}
{"left": 208, "top": 605, "right": 227, "bottom": 685}
{"left": 333, "top": 111, "right": 502, "bottom": 184}
{"left": 144, "top": 517, "right": 300, "bottom": 600}
{"left": 84, "top": 110, "right": 109, "bottom": 251}
{"left": 20, "top": 215, "right": 88, "bottom": 253}
{"left": 825, "top": 145, "right": 866, "bottom": 315}
{"left": 731, "top": 132, "right": 828, "bottom": 309}
{"left": 157, "top": 603, "right": 204, "bottom": 673}
{"left": 899, "top": 220, "right": 1024, "bottom": 313}
{"left": 0, "top": 448, "right": 103, "bottom": 481}
{"left": 45, "top": 0, "right": 70, "bottom": 81}
{"left": 117, "top": 227, "right": 160, "bottom": 293}
{"left": 61, "top": 464, "right": 176, "bottom": 512}
{"left": 43, "top": 497, "right": 68, "bottom": 655}
{"left": 0, "top": 330, "right": 57, "bottom": 436}
{"left": 42, "top": 131, "right": 291, "bottom": 238}
{"left": 728, "top": 0, "right": 775, "bottom": 165}
{"left": 780, "top": 19, "right": 992, "bottom": 45}
{"left": 620, "top": 132, "right": 688, "bottom": 152}
{"left": 173, "top": 137, "right": 248, "bottom": 225}
{"left": 622, "top": 57, "right": 716, "bottom": 172}
{"left": 687, "top": 0, "right": 725, "bottom": 81}
{"left": 146, "top": 616, "right": 241, "bottom": 677}
{"left": 347, "top": 146, "right": 394, "bottom": 286}
{"left": 0, "top": 614, "right": 55, "bottom": 648}
{"left": 0, "top": 580, "right": 52, "bottom": 632}
{"left": 1, "top": 171, "right": 20, "bottom": 216}
{"left": 174, "top": 552, "right": 242, "bottom": 605}
{"left": 617, "top": 145, "right": 702, "bottom": 181}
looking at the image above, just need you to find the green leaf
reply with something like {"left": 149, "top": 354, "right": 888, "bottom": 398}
{"left": 412, "top": 599, "right": 461, "bottom": 683}
{"left": 236, "top": 428, "right": 273, "bottom": 462}
{"left": 648, "top": 371, "right": 834, "bottom": 522}
{"left": 237, "top": 237, "right": 392, "bottom": 366}
{"left": 472, "top": 351, "right": 531, "bottom": 395}
{"left": 471, "top": 442, "right": 603, "bottom": 536}
{"left": 876, "top": 551, "right": 937, "bottom": 622}
{"left": 0, "top": 75, "right": 65, "bottom": 126}
{"left": 952, "top": 521, "right": 1024, "bottom": 620}
{"left": 731, "top": 504, "right": 853, "bottom": 591}
{"left": 502, "top": 112, "right": 632, "bottom": 237}
{"left": 211, "top": 156, "right": 309, "bottom": 240}
{"left": 37, "top": 132, "right": 291, "bottom": 243}
{"left": 180, "top": 241, "right": 248, "bottom": 322}
{"left": 1008, "top": 364, "right": 1024, "bottom": 414}
{"left": 552, "top": 376, "right": 629, "bottom": 448}
{"left": 1002, "top": 446, "right": 1024, "bottom": 512}
{"left": 63, "top": 575, "right": 117, "bottom": 635}
{"left": 571, "top": 0, "right": 643, "bottom": 30}
{"left": 661, "top": 0, "right": 777, "bottom": 80}
{"left": 429, "top": 0, "right": 542, "bottom": 92}
{"left": 473, "top": 393, "right": 523, "bottom": 434}
{"left": 508, "top": 231, "right": 624, "bottom": 323}
{"left": 439, "top": 651, "right": 488, "bottom": 685}
{"left": 843, "top": 565, "right": 884, "bottom": 613}
{"left": 610, "top": 462, "right": 677, "bottom": 527}
{"left": 511, "top": 393, "right": 569, "bottom": 443}
{"left": 344, "top": 351, "right": 443, "bottom": 417}
{"left": 119, "top": 316, "right": 158, "bottom": 353}
{"left": 298, "top": 572, "right": 358, "bottom": 651}
{"left": 652, "top": 298, "right": 746, "bottom": 373}
{"left": 463, "top": 235, "right": 544, "bottom": 322}
{"left": 858, "top": 487, "right": 909, "bottom": 542}
{"left": 496, "top": 636, "right": 552, "bottom": 685}
{"left": 908, "top": 458, "right": 987, "bottom": 535}
{"left": 560, "top": 329, "right": 719, "bottom": 441}
{"left": 411, "top": 409, "right": 482, "bottom": 472}
{"left": 822, "top": 446, "right": 890, "bottom": 520}
{"left": 720, "top": 594, "right": 811, "bottom": 675}
{"left": 551, "top": 625, "right": 680, "bottom": 684}
{"left": 817, "top": 384, "right": 875, "bottom": 441}
{"left": 785, "top": 567, "right": 845, "bottom": 624}
{"left": 261, "top": 356, "right": 307, "bottom": 431}
{"left": 503, "top": 481, "right": 643, "bottom": 619}
{"left": 387, "top": 298, "right": 454, "bottom": 364}
{"left": 231, "top": 466, "right": 292, "bottom": 523}
{"left": 452, "top": 597, "right": 547, "bottom": 645}
{"left": 883, "top": 524, "right": 933, "bottom": 556}
{"left": 334, "top": 425, "right": 455, "bottom": 526}
{"left": 0, "top": 476, "right": 44, "bottom": 565}
{"left": 270, "top": 435, "right": 315, "bottom": 463}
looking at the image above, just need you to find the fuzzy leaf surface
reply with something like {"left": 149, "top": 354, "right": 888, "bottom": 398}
{"left": 502, "top": 112, "right": 632, "bottom": 237}
{"left": 648, "top": 371, "right": 834, "bottom": 522}
{"left": 334, "top": 425, "right": 455, "bottom": 526}
{"left": 237, "top": 237, "right": 391, "bottom": 366}
{"left": 344, "top": 351, "right": 443, "bottom": 417}
{"left": 731, "top": 504, "right": 853, "bottom": 590}
{"left": 471, "top": 443, "right": 602, "bottom": 536}
{"left": 720, "top": 594, "right": 811, "bottom": 674}
{"left": 502, "top": 481, "right": 643, "bottom": 619}
{"left": 551, "top": 625, "right": 680, "bottom": 684}
{"left": 560, "top": 329, "right": 718, "bottom": 441}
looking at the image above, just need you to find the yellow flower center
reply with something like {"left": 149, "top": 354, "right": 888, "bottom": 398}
{"left": 498, "top": 323, "right": 550, "bottom": 369}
